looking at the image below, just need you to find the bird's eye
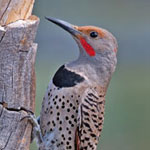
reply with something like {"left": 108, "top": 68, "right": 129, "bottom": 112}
{"left": 90, "top": 31, "right": 98, "bottom": 38}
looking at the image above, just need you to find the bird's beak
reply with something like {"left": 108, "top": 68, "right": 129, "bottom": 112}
{"left": 45, "top": 17, "right": 82, "bottom": 38}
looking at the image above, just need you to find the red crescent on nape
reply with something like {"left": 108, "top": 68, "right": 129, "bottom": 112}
{"left": 80, "top": 37, "right": 96, "bottom": 56}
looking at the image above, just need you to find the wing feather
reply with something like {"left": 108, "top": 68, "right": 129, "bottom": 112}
{"left": 75, "top": 88, "right": 105, "bottom": 150}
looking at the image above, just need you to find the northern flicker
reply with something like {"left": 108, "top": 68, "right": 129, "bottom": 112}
{"left": 32, "top": 17, "right": 118, "bottom": 150}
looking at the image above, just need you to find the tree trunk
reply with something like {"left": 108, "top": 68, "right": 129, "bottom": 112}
{"left": 0, "top": 0, "right": 39, "bottom": 149}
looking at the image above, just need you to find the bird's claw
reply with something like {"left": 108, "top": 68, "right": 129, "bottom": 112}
{"left": 20, "top": 110, "right": 43, "bottom": 144}
{"left": 20, "top": 113, "right": 37, "bottom": 126}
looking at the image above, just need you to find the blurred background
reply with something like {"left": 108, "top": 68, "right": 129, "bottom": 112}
{"left": 31, "top": 0, "right": 150, "bottom": 149}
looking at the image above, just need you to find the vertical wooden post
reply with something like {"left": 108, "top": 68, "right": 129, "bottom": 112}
{"left": 0, "top": 0, "right": 39, "bottom": 149}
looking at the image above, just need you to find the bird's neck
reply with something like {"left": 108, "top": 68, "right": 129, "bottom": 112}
{"left": 66, "top": 51, "right": 117, "bottom": 88}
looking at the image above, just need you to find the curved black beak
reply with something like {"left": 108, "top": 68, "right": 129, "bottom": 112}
{"left": 45, "top": 17, "right": 81, "bottom": 37}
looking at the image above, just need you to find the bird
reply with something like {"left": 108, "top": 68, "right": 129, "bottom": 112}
{"left": 34, "top": 17, "right": 118, "bottom": 150}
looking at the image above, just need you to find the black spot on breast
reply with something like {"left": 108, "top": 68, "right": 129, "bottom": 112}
{"left": 51, "top": 140, "right": 55, "bottom": 144}
{"left": 83, "top": 122, "right": 91, "bottom": 129}
{"left": 85, "top": 137, "right": 90, "bottom": 141}
{"left": 53, "top": 65, "right": 85, "bottom": 88}
{"left": 90, "top": 133, "right": 97, "bottom": 138}
{"left": 84, "top": 117, "right": 90, "bottom": 121}
{"left": 47, "top": 121, "right": 50, "bottom": 125}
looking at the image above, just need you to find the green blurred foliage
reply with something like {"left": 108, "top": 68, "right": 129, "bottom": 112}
{"left": 30, "top": 0, "right": 150, "bottom": 149}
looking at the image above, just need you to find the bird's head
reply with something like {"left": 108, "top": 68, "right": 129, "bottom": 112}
{"left": 45, "top": 17, "right": 118, "bottom": 59}
{"left": 45, "top": 17, "right": 118, "bottom": 86}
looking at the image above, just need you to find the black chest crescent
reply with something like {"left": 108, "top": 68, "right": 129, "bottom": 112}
{"left": 53, "top": 65, "right": 85, "bottom": 88}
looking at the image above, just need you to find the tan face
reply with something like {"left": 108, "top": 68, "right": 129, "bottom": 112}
{"left": 73, "top": 26, "right": 118, "bottom": 55}
{"left": 74, "top": 26, "right": 106, "bottom": 39}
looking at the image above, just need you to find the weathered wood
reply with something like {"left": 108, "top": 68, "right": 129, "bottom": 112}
{"left": 0, "top": 0, "right": 35, "bottom": 26}
{"left": 0, "top": 17, "right": 38, "bottom": 110}
{"left": 0, "top": 0, "right": 39, "bottom": 149}
{"left": 0, "top": 106, "right": 32, "bottom": 150}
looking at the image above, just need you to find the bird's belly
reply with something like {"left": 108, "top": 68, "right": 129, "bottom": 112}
{"left": 40, "top": 83, "right": 81, "bottom": 150}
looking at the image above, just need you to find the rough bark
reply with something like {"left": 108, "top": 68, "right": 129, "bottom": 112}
{"left": 0, "top": 0, "right": 39, "bottom": 149}
{"left": 0, "top": 0, "right": 35, "bottom": 26}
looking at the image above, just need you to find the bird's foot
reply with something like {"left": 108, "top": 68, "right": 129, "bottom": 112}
{"left": 20, "top": 111, "right": 43, "bottom": 145}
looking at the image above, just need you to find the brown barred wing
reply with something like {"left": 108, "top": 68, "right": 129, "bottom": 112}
{"left": 76, "top": 88, "right": 105, "bottom": 150}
